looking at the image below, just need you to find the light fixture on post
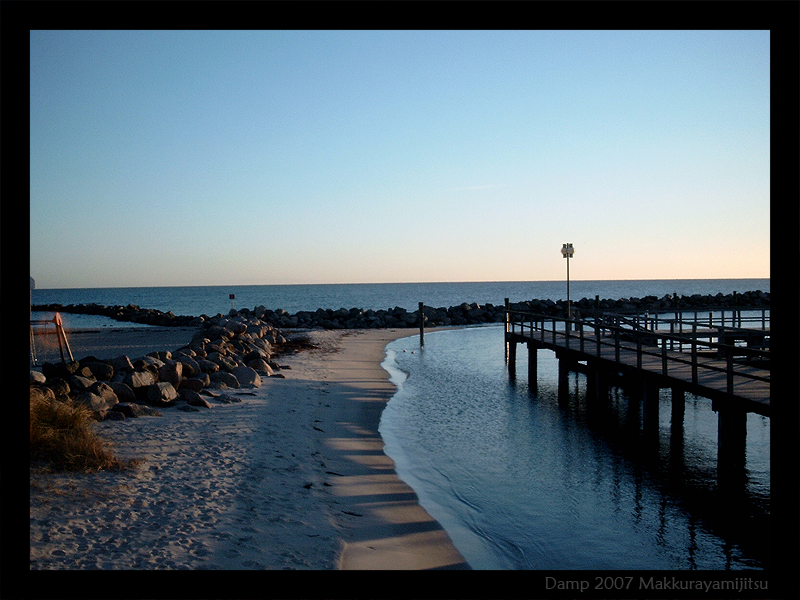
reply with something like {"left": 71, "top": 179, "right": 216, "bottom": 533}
{"left": 561, "top": 243, "right": 574, "bottom": 328}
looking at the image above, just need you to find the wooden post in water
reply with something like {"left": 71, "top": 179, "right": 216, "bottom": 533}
{"left": 527, "top": 342, "right": 537, "bottom": 394}
{"left": 717, "top": 404, "right": 747, "bottom": 487}
{"left": 418, "top": 302, "right": 424, "bottom": 347}
{"left": 557, "top": 354, "right": 570, "bottom": 404}
{"left": 508, "top": 341, "right": 517, "bottom": 380}
{"left": 504, "top": 298, "right": 510, "bottom": 361}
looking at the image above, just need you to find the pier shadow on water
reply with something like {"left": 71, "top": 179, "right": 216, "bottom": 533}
{"left": 515, "top": 348, "right": 770, "bottom": 569}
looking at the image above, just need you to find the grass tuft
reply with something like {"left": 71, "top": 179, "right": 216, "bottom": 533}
{"left": 30, "top": 393, "right": 139, "bottom": 472}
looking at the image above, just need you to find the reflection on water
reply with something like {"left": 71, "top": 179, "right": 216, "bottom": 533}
{"left": 380, "top": 325, "right": 769, "bottom": 570}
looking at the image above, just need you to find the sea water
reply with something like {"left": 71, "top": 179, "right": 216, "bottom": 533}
{"left": 29, "top": 279, "right": 770, "bottom": 569}
{"left": 380, "top": 325, "right": 770, "bottom": 570}
{"left": 30, "top": 278, "right": 768, "bottom": 328}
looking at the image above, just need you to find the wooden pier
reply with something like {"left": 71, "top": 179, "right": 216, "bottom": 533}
{"left": 504, "top": 300, "right": 770, "bottom": 483}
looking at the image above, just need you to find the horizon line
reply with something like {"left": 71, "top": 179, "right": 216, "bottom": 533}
{"left": 31, "top": 276, "right": 771, "bottom": 291}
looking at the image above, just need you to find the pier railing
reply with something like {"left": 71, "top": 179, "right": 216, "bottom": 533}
{"left": 588, "top": 307, "right": 770, "bottom": 333}
{"left": 505, "top": 309, "right": 770, "bottom": 398}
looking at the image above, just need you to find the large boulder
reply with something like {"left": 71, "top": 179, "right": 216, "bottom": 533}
{"left": 197, "top": 358, "right": 220, "bottom": 373}
{"left": 148, "top": 350, "right": 172, "bottom": 361}
{"left": 144, "top": 382, "right": 179, "bottom": 407}
{"left": 175, "top": 355, "right": 200, "bottom": 378}
{"left": 107, "top": 381, "right": 137, "bottom": 404}
{"left": 72, "top": 391, "right": 108, "bottom": 415}
{"left": 74, "top": 382, "right": 119, "bottom": 415}
{"left": 222, "top": 319, "right": 247, "bottom": 335}
{"left": 209, "top": 371, "right": 240, "bottom": 389}
{"left": 192, "top": 372, "right": 211, "bottom": 388}
{"left": 178, "top": 387, "right": 202, "bottom": 403}
{"left": 76, "top": 365, "right": 96, "bottom": 379}
{"left": 88, "top": 380, "right": 119, "bottom": 402}
{"left": 178, "top": 377, "right": 205, "bottom": 393}
{"left": 231, "top": 366, "right": 261, "bottom": 388}
{"left": 109, "top": 355, "right": 135, "bottom": 373}
{"left": 401, "top": 312, "right": 418, "bottom": 325}
{"left": 191, "top": 330, "right": 211, "bottom": 343}
{"left": 157, "top": 361, "right": 183, "bottom": 391}
{"left": 205, "top": 324, "right": 233, "bottom": 341}
{"left": 134, "top": 356, "right": 164, "bottom": 370}
{"left": 81, "top": 361, "right": 114, "bottom": 381}
{"left": 245, "top": 322, "right": 271, "bottom": 339}
{"left": 123, "top": 369, "right": 158, "bottom": 391}
{"left": 42, "top": 361, "right": 80, "bottom": 381}
{"left": 243, "top": 349, "right": 268, "bottom": 363}
{"left": 246, "top": 358, "right": 273, "bottom": 376}
{"left": 188, "top": 340, "right": 207, "bottom": 356}
{"left": 178, "top": 388, "right": 213, "bottom": 408}
{"left": 467, "top": 306, "right": 485, "bottom": 319}
{"left": 70, "top": 374, "right": 96, "bottom": 392}
{"left": 207, "top": 352, "right": 238, "bottom": 372}
{"left": 204, "top": 341, "right": 228, "bottom": 355}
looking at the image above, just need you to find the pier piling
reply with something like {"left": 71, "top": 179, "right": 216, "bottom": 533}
{"left": 419, "top": 301, "right": 424, "bottom": 347}
{"left": 527, "top": 342, "right": 537, "bottom": 394}
{"left": 504, "top": 305, "right": 769, "bottom": 490}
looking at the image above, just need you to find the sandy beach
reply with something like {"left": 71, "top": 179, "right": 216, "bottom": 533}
{"left": 29, "top": 325, "right": 470, "bottom": 570}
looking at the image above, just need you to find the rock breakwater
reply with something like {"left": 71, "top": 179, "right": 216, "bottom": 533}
{"left": 30, "top": 314, "right": 295, "bottom": 423}
{"left": 33, "top": 290, "right": 769, "bottom": 330}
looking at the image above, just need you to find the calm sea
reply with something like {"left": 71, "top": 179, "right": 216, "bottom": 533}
{"left": 30, "top": 278, "right": 768, "bottom": 328}
{"left": 30, "top": 279, "right": 770, "bottom": 570}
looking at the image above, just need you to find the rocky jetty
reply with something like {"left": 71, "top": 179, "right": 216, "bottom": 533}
{"left": 29, "top": 290, "right": 769, "bottom": 423}
{"left": 29, "top": 314, "right": 294, "bottom": 422}
{"left": 31, "top": 302, "right": 204, "bottom": 327}
{"left": 33, "top": 290, "right": 769, "bottom": 330}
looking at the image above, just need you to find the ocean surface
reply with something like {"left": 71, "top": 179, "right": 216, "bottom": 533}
{"left": 30, "top": 278, "right": 768, "bottom": 329}
{"left": 30, "top": 279, "right": 770, "bottom": 569}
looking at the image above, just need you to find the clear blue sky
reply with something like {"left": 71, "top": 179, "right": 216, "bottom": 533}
{"left": 30, "top": 30, "right": 770, "bottom": 288}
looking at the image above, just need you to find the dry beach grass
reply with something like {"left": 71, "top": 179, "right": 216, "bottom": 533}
{"left": 29, "top": 326, "right": 469, "bottom": 570}
{"left": 30, "top": 392, "right": 139, "bottom": 473}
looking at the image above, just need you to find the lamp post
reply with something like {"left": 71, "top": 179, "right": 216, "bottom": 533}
{"left": 561, "top": 243, "right": 574, "bottom": 327}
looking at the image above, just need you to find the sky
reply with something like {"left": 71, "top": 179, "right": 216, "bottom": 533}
{"left": 30, "top": 30, "right": 770, "bottom": 289}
